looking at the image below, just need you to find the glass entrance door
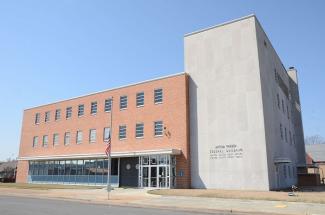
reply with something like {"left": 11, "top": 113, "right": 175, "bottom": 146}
{"left": 139, "top": 155, "right": 176, "bottom": 188}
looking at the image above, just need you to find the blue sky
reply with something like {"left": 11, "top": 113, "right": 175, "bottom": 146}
{"left": 0, "top": 0, "right": 324, "bottom": 160}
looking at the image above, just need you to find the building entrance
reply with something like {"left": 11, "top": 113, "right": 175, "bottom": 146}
{"left": 139, "top": 154, "right": 176, "bottom": 188}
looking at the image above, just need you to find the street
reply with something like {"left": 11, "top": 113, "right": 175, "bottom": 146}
{"left": 0, "top": 195, "right": 234, "bottom": 215}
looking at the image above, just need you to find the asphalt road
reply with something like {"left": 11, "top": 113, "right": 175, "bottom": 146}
{"left": 0, "top": 195, "right": 235, "bottom": 215}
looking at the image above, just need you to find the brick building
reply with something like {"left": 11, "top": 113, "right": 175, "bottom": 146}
{"left": 17, "top": 15, "right": 306, "bottom": 190}
{"left": 17, "top": 73, "right": 190, "bottom": 188}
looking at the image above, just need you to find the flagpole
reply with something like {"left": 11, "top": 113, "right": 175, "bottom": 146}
{"left": 107, "top": 97, "right": 113, "bottom": 200}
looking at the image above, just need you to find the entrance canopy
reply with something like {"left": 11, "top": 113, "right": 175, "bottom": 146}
{"left": 18, "top": 148, "right": 182, "bottom": 161}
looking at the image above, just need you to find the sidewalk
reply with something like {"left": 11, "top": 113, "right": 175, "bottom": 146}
{"left": 0, "top": 187, "right": 324, "bottom": 215}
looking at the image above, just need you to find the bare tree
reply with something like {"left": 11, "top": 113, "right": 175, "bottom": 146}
{"left": 305, "top": 135, "right": 324, "bottom": 145}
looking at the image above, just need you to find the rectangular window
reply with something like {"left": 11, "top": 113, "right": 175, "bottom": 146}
{"left": 154, "top": 121, "right": 163, "bottom": 136}
{"left": 154, "top": 88, "right": 163, "bottom": 104}
{"left": 289, "top": 131, "right": 292, "bottom": 144}
{"left": 78, "top": 104, "right": 84, "bottom": 117}
{"left": 283, "top": 165, "right": 287, "bottom": 178}
{"left": 89, "top": 129, "right": 96, "bottom": 143}
{"left": 280, "top": 124, "right": 283, "bottom": 140}
{"left": 33, "top": 136, "right": 38, "bottom": 147}
{"left": 136, "top": 92, "right": 144, "bottom": 107}
{"left": 53, "top": 133, "right": 59, "bottom": 146}
{"left": 91, "top": 102, "right": 97, "bottom": 114}
{"left": 119, "top": 125, "right": 127, "bottom": 140}
{"left": 136, "top": 123, "right": 144, "bottom": 138}
{"left": 105, "top": 99, "right": 112, "bottom": 112}
{"left": 35, "top": 113, "right": 40, "bottom": 124}
{"left": 285, "top": 127, "right": 288, "bottom": 142}
{"left": 282, "top": 99, "right": 285, "bottom": 113}
{"left": 66, "top": 107, "right": 72, "bottom": 119}
{"left": 287, "top": 106, "right": 290, "bottom": 119}
{"left": 55, "top": 109, "right": 61, "bottom": 121}
{"left": 76, "top": 131, "right": 83, "bottom": 144}
{"left": 120, "top": 96, "right": 128, "bottom": 110}
{"left": 42, "top": 135, "right": 48, "bottom": 147}
{"left": 103, "top": 127, "right": 110, "bottom": 141}
{"left": 64, "top": 132, "right": 70, "bottom": 145}
{"left": 276, "top": 94, "right": 280, "bottom": 109}
{"left": 45, "top": 111, "right": 50, "bottom": 122}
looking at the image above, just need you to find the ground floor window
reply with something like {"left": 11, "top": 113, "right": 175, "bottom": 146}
{"left": 28, "top": 155, "right": 177, "bottom": 188}
{"left": 28, "top": 158, "right": 118, "bottom": 185}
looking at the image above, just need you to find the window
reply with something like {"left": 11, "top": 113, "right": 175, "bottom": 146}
{"left": 66, "top": 107, "right": 72, "bottom": 119}
{"left": 32, "top": 136, "right": 38, "bottom": 147}
{"left": 120, "top": 96, "right": 127, "bottom": 110}
{"left": 105, "top": 99, "right": 112, "bottom": 112}
{"left": 154, "top": 121, "right": 163, "bottom": 136}
{"left": 42, "top": 135, "right": 48, "bottom": 147}
{"left": 103, "top": 127, "right": 110, "bottom": 141}
{"left": 280, "top": 124, "right": 283, "bottom": 140}
{"left": 35, "top": 113, "right": 40, "bottom": 124}
{"left": 282, "top": 99, "right": 285, "bottom": 113}
{"left": 91, "top": 102, "right": 97, "bottom": 114}
{"left": 276, "top": 94, "right": 280, "bottom": 109}
{"left": 283, "top": 165, "right": 287, "bottom": 178}
{"left": 55, "top": 109, "right": 61, "bottom": 121}
{"left": 119, "top": 125, "right": 126, "bottom": 139}
{"left": 64, "top": 132, "right": 71, "bottom": 145}
{"left": 287, "top": 106, "right": 290, "bottom": 119}
{"left": 89, "top": 129, "right": 96, "bottom": 143}
{"left": 285, "top": 127, "right": 288, "bottom": 142}
{"left": 289, "top": 131, "right": 292, "bottom": 144}
{"left": 53, "top": 133, "right": 59, "bottom": 146}
{"left": 76, "top": 131, "right": 83, "bottom": 144}
{"left": 136, "top": 92, "right": 144, "bottom": 107}
{"left": 78, "top": 104, "right": 84, "bottom": 117}
{"left": 45, "top": 111, "right": 50, "bottom": 122}
{"left": 154, "top": 88, "right": 163, "bottom": 104}
{"left": 136, "top": 123, "right": 144, "bottom": 138}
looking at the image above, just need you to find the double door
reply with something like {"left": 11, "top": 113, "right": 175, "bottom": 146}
{"left": 141, "top": 165, "right": 169, "bottom": 188}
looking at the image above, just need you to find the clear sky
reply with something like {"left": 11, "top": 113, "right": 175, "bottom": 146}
{"left": 0, "top": 0, "right": 324, "bottom": 161}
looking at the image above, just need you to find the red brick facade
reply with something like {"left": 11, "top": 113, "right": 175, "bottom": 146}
{"left": 17, "top": 73, "right": 190, "bottom": 188}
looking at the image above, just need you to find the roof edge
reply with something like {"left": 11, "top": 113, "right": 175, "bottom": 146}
{"left": 184, "top": 14, "right": 256, "bottom": 37}
{"left": 24, "top": 72, "right": 185, "bottom": 111}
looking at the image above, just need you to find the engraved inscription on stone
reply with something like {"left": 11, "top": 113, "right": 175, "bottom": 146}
{"left": 209, "top": 144, "right": 243, "bottom": 159}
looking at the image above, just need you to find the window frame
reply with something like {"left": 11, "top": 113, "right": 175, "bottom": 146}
{"left": 45, "top": 111, "right": 50, "bottom": 123}
{"left": 64, "top": 132, "right": 71, "bottom": 146}
{"left": 32, "top": 136, "right": 38, "bottom": 148}
{"left": 104, "top": 98, "right": 112, "bottom": 112}
{"left": 120, "top": 95, "right": 128, "bottom": 110}
{"left": 66, "top": 107, "right": 72, "bottom": 119}
{"left": 35, "top": 113, "right": 40, "bottom": 124}
{"left": 103, "top": 127, "right": 110, "bottom": 141}
{"left": 154, "top": 88, "right": 163, "bottom": 104}
{"left": 135, "top": 123, "right": 144, "bottom": 138}
{"left": 89, "top": 129, "right": 97, "bottom": 143}
{"left": 119, "top": 125, "right": 127, "bottom": 140}
{"left": 76, "top": 130, "right": 83, "bottom": 144}
{"left": 78, "top": 104, "right": 84, "bottom": 117}
{"left": 42, "top": 135, "right": 48, "bottom": 147}
{"left": 154, "top": 121, "right": 164, "bottom": 137}
{"left": 136, "top": 92, "right": 145, "bottom": 107}
{"left": 53, "top": 133, "right": 59, "bottom": 146}
{"left": 90, "top": 101, "right": 98, "bottom": 115}
{"left": 55, "top": 109, "right": 61, "bottom": 121}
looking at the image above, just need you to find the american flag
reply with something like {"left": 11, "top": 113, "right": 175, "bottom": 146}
{"left": 104, "top": 130, "right": 111, "bottom": 157}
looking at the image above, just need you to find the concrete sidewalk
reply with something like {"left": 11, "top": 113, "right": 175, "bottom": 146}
{"left": 0, "top": 187, "right": 324, "bottom": 215}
